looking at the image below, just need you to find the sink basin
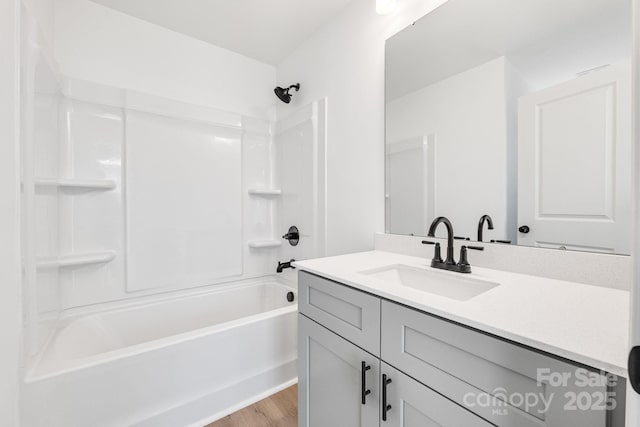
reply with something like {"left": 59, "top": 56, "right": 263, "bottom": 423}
{"left": 359, "top": 264, "right": 499, "bottom": 301}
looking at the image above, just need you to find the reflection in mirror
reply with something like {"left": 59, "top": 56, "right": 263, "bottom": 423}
{"left": 385, "top": 0, "right": 632, "bottom": 254}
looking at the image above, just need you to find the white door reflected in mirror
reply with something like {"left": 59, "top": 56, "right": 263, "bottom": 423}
{"left": 517, "top": 63, "right": 631, "bottom": 254}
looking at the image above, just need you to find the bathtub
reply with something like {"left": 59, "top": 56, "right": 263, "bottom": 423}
{"left": 22, "top": 276, "right": 298, "bottom": 427}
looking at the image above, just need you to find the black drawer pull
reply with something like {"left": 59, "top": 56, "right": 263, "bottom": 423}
{"left": 382, "top": 374, "right": 392, "bottom": 421}
{"left": 361, "top": 361, "right": 371, "bottom": 404}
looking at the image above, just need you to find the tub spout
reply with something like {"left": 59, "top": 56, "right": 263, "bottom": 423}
{"left": 277, "top": 259, "right": 296, "bottom": 273}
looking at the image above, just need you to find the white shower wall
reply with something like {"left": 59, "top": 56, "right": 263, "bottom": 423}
{"left": 20, "top": 0, "right": 285, "bottom": 364}
{"left": 22, "top": 78, "right": 284, "bottom": 354}
{"left": 276, "top": 99, "right": 327, "bottom": 263}
{"left": 21, "top": 0, "right": 327, "bottom": 388}
{"left": 20, "top": 7, "right": 63, "bottom": 363}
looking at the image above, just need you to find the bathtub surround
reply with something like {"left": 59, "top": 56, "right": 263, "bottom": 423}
{"left": 18, "top": 1, "right": 328, "bottom": 424}
{"left": 275, "top": 99, "right": 328, "bottom": 262}
{"left": 19, "top": 71, "right": 321, "bottom": 423}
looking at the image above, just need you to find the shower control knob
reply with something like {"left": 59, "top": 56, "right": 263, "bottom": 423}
{"left": 518, "top": 225, "right": 530, "bottom": 234}
{"left": 282, "top": 226, "right": 300, "bottom": 246}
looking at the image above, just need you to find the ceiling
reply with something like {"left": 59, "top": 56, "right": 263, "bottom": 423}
{"left": 89, "top": 0, "right": 354, "bottom": 65}
{"left": 386, "top": 0, "right": 632, "bottom": 100}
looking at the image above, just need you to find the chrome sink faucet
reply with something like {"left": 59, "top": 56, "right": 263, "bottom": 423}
{"left": 422, "top": 216, "right": 483, "bottom": 274}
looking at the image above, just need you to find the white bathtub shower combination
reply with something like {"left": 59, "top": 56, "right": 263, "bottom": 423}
{"left": 23, "top": 277, "right": 297, "bottom": 427}
{"left": 19, "top": 6, "right": 327, "bottom": 425}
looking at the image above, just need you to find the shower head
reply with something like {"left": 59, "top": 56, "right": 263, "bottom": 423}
{"left": 274, "top": 83, "right": 300, "bottom": 104}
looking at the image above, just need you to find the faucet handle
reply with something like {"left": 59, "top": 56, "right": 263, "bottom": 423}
{"left": 431, "top": 243, "right": 443, "bottom": 264}
{"left": 421, "top": 240, "right": 443, "bottom": 264}
{"left": 457, "top": 245, "right": 483, "bottom": 273}
{"left": 458, "top": 246, "right": 470, "bottom": 267}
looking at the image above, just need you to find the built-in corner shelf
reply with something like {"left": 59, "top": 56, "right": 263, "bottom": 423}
{"left": 248, "top": 188, "right": 282, "bottom": 196}
{"left": 36, "top": 251, "right": 116, "bottom": 270}
{"left": 35, "top": 178, "right": 117, "bottom": 191}
{"left": 248, "top": 240, "right": 282, "bottom": 249}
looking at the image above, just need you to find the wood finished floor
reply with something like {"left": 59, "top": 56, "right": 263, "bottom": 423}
{"left": 207, "top": 385, "right": 297, "bottom": 427}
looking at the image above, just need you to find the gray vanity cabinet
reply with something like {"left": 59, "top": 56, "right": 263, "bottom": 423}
{"left": 381, "top": 363, "right": 492, "bottom": 427}
{"left": 298, "top": 314, "right": 380, "bottom": 427}
{"left": 298, "top": 271, "right": 615, "bottom": 427}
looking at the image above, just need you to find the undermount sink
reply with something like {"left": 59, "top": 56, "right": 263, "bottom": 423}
{"left": 359, "top": 264, "right": 499, "bottom": 301}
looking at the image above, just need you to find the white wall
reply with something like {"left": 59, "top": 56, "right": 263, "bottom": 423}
{"left": 55, "top": 0, "right": 277, "bottom": 120}
{"left": 22, "top": 0, "right": 54, "bottom": 48}
{"left": 275, "top": 0, "right": 448, "bottom": 256}
{"left": 386, "top": 57, "right": 512, "bottom": 241}
{"left": 0, "top": 0, "right": 22, "bottom": 425}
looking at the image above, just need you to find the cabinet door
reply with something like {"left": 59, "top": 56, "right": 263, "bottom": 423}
{"left": 298, "top": 314, "right": 380, "bottom": 427}
{"left": 381, "top": 363, "right": 492, "bottom": 427}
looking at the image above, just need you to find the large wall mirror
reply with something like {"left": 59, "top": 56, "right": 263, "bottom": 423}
{"left": 385, "top": 0, "right": 632, "bottom": 255}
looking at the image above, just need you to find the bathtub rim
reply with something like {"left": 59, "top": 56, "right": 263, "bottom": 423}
{"left": 25, "top": 275, "right": 297, "bottom": 383}
{"left": 61, "top": 273, "right": 296, "bottom": 320}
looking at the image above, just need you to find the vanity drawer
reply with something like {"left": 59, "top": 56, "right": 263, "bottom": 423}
{"left": 298, "top": 271, "right": 380, "bottom": 355}
{"left": 381, "top": 300, "right": 608, "bottom": 427}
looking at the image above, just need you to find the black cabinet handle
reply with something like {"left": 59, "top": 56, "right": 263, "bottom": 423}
{"left": 630, "top": 346, "right": 640, "bottom": 394}
{"left": 382, "top": 374, "right": 392, "bottom": 421}
{"left": 361, "top": 361, "right": 371, "bottom": 404}
{"left": 518, "top": 225, "right": 530, "bottom": 234}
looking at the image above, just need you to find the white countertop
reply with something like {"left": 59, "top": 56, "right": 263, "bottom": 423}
{"left": 293, "top": 250, "right": 630, "bottom": 378}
